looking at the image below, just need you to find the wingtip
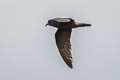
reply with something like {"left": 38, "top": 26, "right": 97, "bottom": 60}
{"left": 87, "top": 24, "right": 92, "bottom": 26}
{"left": 69, "top": 65, "right": 73, "bottom": 69}
{"left": 67, "top": 62, "right": 73, "bottom": 69}
{"left": 84, "top": 23, "right": 91, "bottom": 27}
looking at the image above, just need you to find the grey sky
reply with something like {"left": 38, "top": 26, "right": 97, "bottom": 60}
{"left": 0, "top": 0, "right": 120, "bottom": 80}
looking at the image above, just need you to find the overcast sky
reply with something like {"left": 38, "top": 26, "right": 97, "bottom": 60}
{"left": 0, "top": 0, "right": 120, "bottom": 80}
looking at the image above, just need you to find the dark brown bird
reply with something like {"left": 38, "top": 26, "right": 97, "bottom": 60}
{"left": 46, "top": 18, "right": 91, "bottom": 69}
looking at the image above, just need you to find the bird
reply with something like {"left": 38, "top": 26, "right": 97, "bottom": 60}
{"left": 46, "top": 18, "right": 91, "bottom": 69}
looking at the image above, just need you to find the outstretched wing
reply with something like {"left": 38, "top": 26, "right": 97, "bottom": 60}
{"left": 55, "top": 28, "right": 73, "bottom": 68}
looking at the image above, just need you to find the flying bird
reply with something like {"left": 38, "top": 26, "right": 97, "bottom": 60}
{"left": 46, "top": 18, "right": 91, "bottom": 69}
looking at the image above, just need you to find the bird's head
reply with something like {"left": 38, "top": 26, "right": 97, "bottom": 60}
{"left": 46, "top": 19, "right": 56, "bottom": 27}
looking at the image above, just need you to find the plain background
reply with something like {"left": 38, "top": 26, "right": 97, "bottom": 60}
{"left": 0, "top": 0, "right": 120, "bottom": 80}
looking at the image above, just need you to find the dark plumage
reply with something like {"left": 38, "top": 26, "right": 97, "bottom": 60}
{"left": 46, "top": 18, "right": 91, "bottom": 69}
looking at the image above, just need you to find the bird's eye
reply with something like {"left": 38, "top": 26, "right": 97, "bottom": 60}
{"left": 48, "top": 20, "right": 51, "bottom": 23}
{"left": 48, "top": 20, "right": 54, "bottom": 24}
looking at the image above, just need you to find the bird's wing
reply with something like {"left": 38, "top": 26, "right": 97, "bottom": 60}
{"left": 54, "top": 18, "right": 71, "bottom": 23}
{"left": 55, "top": 28, "right": 73, "bottom": 68}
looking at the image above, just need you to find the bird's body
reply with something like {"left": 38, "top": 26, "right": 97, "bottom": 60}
{"left": 46, "top": 18, "right": 91, "bottom": 69}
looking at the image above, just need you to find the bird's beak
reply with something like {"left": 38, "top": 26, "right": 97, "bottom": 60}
{"left": 45, "top": 24, "right": 48, "bottom": 26}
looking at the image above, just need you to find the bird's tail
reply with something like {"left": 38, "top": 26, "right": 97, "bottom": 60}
{"left": 74, "top": 22, "right": 91, "bottom": 28}
{"left": 79, "top": 23, "right": 91, "bottom": 27}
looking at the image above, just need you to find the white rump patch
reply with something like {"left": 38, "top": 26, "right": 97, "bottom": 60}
{"left": 75, "top": 20, "right": 81, "bottom": 25}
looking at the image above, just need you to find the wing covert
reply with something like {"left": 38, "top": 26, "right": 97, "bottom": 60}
{"left": 54, "top": 18, "right": 71, "bottom": 23}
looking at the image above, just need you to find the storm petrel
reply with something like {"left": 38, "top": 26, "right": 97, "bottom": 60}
{"left": 46, "top": 18, "right": 91, "bottom": 69}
